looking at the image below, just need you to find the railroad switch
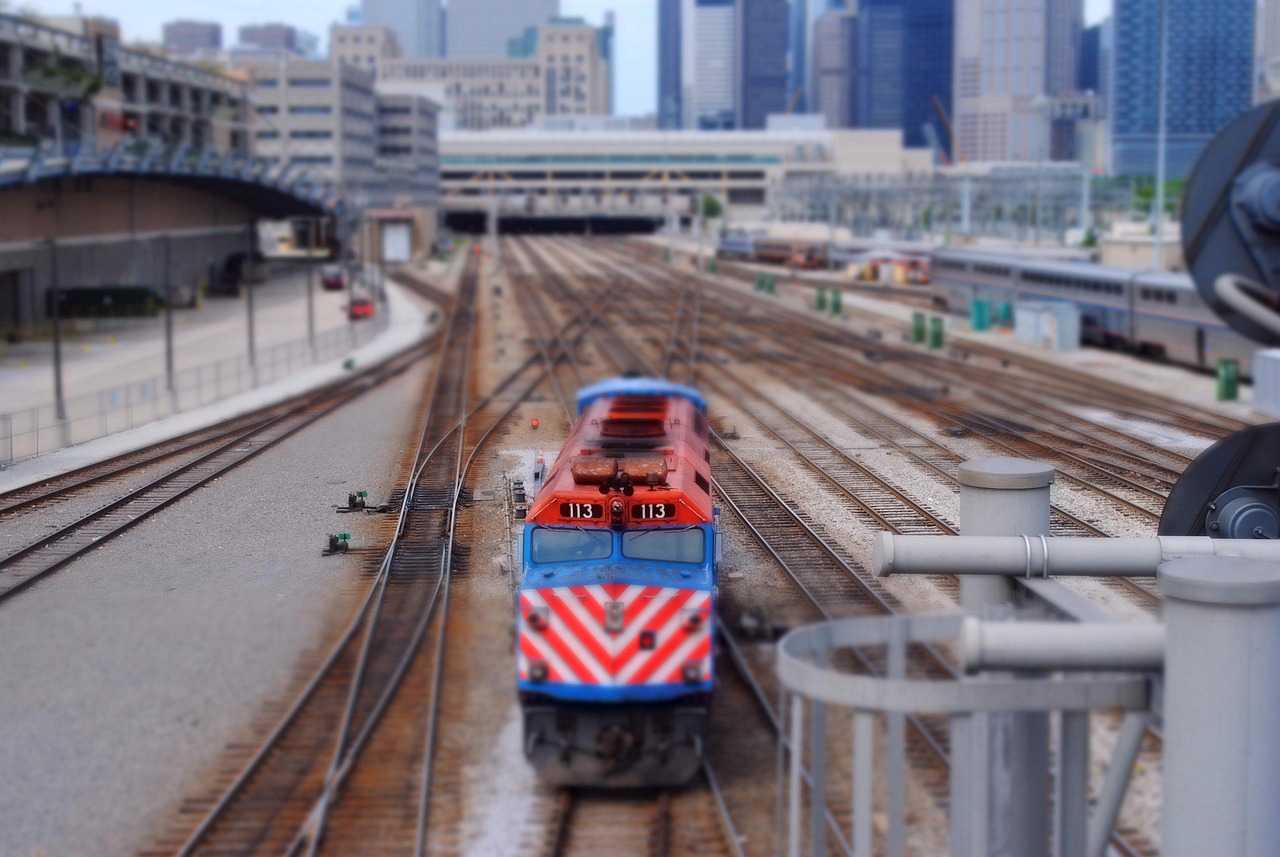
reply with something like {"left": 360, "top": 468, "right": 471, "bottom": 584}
{"left": 335, "top": 491, "right": 370, "bottom": 513}
{"left": 325, "top": 533, "right": 352, "bottom": 555}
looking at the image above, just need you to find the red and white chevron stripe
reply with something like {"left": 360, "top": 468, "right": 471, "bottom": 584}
{"left": 518, "top": 584, "right": 712, "bottom": 685}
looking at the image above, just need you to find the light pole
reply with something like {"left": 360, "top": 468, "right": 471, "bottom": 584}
{"left": 163, "top": 235, "right": 175, "bottom": 399}
{"left": 245, "top": 221, "right": 257, "bottom": 383}
{"left": 48, "top": 238, "right": 66, "bottom": 425}
{"left": 306, "top": 216, "right": 316, "bottom": 357}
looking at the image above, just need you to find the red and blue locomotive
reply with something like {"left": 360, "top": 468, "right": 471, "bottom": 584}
{"left": 517, "top": 378, "right": 719, "bottom": 786}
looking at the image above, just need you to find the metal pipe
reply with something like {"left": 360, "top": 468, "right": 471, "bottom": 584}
{"left": 1087, "top": 712, "right": 1149, "bottom": 857}
{"left": 960, "top": 618, "right": 1165, "bottom": 673}
{"left": 874, "top": 533, "right": 1280, "bottom": 578}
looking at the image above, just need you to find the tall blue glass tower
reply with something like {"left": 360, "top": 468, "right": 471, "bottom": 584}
{"left": 900, "top": 0, "right": 952, "bottom": 153}
{"left": 849, "top": 0, "right": 951, "bottom": 153}
{"left": 738, "top": 0, "right": 790, "bottom": 128}
{"left": 658, "top": 0, "right": 683, "bottom": 129}
{"left": 1112, "top": 0, "right": 1254, "bottom": 178}
{"left": 854, "top": 0, "right": 904, "bottom": 129}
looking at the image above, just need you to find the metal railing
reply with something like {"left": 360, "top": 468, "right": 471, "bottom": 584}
{"left": 0, "top": 312, "right": 388, "bottom": 465}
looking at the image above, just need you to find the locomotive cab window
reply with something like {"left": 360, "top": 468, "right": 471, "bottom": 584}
{"left": 530, "top": 527, "right": 612, "bottom": 564}
{"left": 621, "top": 528, "right": 706, "bottom": 564}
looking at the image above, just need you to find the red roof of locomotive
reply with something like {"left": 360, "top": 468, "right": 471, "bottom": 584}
{"left": 528, "top": 392, "right": 714, "bottom": 528}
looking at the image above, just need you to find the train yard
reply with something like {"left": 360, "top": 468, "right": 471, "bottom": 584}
{"left": 0, "top": 237, "right": 1254, "bottom": 856}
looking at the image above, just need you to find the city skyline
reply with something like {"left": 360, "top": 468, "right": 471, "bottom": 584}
{"left": 24, "top": 0, "right": 1111, "bottom": 116}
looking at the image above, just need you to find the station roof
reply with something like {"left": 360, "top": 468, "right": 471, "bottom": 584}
{"left": 0, "top": 141, "right": 342, "bottom": 219}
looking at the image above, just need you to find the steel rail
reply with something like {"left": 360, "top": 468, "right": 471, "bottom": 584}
{"left": 0, "top": 343, "right": 434, "bottom": 601}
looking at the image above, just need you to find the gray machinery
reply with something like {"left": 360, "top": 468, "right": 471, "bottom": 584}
{"left": 1183, "top": 101, "right": 1280, "bottom": 345}
{"left": 1172, "top": 104, "right": 1280, "bottom": 538}
{"left": 1161, "top": 423, "right": 1280, "bottom": 539}
{"left": 772, "top": 107, "right": 1280, "bottom": 857}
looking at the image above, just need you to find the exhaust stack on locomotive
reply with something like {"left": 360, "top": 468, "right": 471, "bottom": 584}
{"left": 516, "top": 378, "right": 718, "bottom": 787}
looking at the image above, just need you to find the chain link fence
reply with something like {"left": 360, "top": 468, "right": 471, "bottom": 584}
{"left": 1, "top": 312, "right": 389, "bottom": 465}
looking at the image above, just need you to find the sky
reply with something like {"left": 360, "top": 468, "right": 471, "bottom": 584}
{"left": 28, "top": 0, "right": 1111, "bottom": 117}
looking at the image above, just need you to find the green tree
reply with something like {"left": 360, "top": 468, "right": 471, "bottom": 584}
{"left": 701, "top": 193, "right": 723, "bottom": 220}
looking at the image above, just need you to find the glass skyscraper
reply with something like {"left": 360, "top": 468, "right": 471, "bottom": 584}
{"left": 900, "top": 0, "right": 952, "bottom": 153}
{"left": 445, "top": 0, "right": 559, "bottom": 60}
{"left": 854, "top": 0, "right": 905, "bottom": 130}
{"left": 738, "top": 0, "right": 789, "bottom": 129}
{"left": 658, "top": 0, "right": 683, "bottom": 129}
{"left": 361, "top": 0, "right": 441, "bottom": 59}
{"left": 1111, "top": 0, "right": 1254, "bottom": 178}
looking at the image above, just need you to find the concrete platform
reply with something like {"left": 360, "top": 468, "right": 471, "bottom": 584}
{"left": 0, "top": 260, "right": 457, "bottom": 492}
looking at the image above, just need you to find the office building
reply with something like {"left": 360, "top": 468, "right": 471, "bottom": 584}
{"left": 379, "top": 19, "right": 610, "bottom": 131}
{"left": 1111, "top": 0, "right": 1253, "bottom": 177}
{"left": 812, "top": 11, "right": 855, "bottom": 129}
{"left": 854, "top": 0, "right": 905, "bottom": 130}
{"left": 737, "top": 0, "right": 789, "bottom": 129}
{"left": 810, "top": 0, "right": 950, "bottom": 151}
{"left": 788, "top": 0, "right": 842, "bottom": 115}
{"left": 361, "top": 0, "right": 441, "bottom": 60}
{"left": 686, "top": 0, "right": 737, "bottom": 129}
{"left": 445, "top": 0, "right": 559, "bottom": 60}
{"left": 331, "top": 25, "right": 403, "bottom": 72}
{"left": 661, "top": 0, "right": 793, "bottom": 131}
{"left": 1079, "top": 23, "right": 1101, "bottom": 93}
{"left": 658, "top": 0, "right": 683, "bottom": 129}
{"left": 163, "top": 20, "right": 222, "bottom": 57}
{"left": 243, "top": 58, "right": 382, "bottom": 199}
{"left": 239, "top": 24, "right": 301, "bottom": 54}
{"left": 1, "top": 15, "right": 248, "bottom": 155}
{"left": 376, "top": 92, "right": 440, "bottom": 211}
{"left": 952, "top": 0, "right": 1080, "bottom": 162}
{"left": 900, "top": 0, "right": 953, "bottom": 153}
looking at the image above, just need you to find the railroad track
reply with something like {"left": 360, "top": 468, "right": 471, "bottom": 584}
{"left": 154, "top": 265, "right": 480, "bottom": 857}
{"left": 0, "top": 338, "right": 440, "bottom": 603}
{"left": 512, "top": 243, "right": 748, "bottom": 857}
{"left": 545, "top": 237, "right": 1160, "bottom": 856}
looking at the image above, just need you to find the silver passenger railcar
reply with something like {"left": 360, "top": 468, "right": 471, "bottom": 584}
{"left": 931, "top": 250, "right": 1258, "bottom": 375}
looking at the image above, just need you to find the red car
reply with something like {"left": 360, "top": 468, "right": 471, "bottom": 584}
{"left": 321, "top": 265, "right": 346, "bottom": 291}
{"left": 348, "top": 296, "right": 374, "bottom": 320}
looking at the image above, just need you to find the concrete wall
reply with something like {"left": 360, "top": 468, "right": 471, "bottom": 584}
{"left": 0, "top": 178, "right": 252, "bottom": 245}
{"left": 0, "top": 177, "right": 256, "bottom": 333}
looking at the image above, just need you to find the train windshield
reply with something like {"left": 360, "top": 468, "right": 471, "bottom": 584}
{"left": 529, "top": 527, "right": 613, "bottom": 564}
{"left": 621, "top": 528, "right": 705, "bottom": 564}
